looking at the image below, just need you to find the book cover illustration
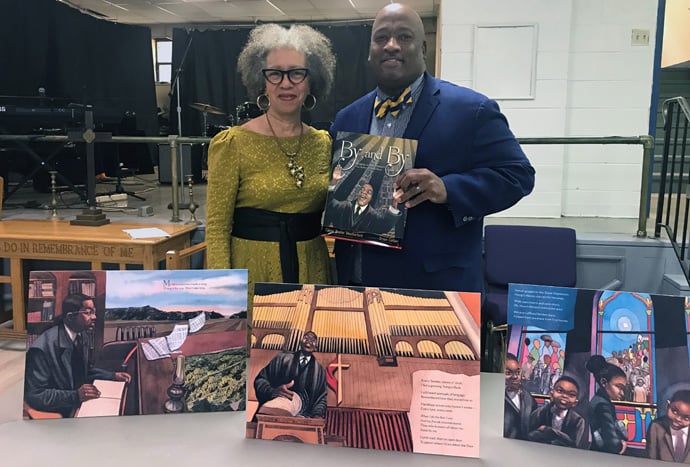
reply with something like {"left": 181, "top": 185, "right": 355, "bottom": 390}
{"left": 505, "top": 284, "right": 690, "bottom": 463}
{"left": 246, "top": 283, "right": 481, "bottom": 458}
{"left": 322, "top": 131, "right": 417, "bottom": 248}
{"left": 23, "top": 269, "right": 248, "bottom": 419}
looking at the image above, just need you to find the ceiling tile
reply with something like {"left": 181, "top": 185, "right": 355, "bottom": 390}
{"left": 61, "top": 0, "right": 438, "bottom": 24}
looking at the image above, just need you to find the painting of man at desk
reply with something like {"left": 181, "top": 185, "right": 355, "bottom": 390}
{"left": 23, "top": 269, "right": 248, "bottom": 419}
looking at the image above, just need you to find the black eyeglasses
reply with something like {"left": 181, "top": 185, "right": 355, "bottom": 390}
{"left": 262, "top": 68, "right": 309, "bottom": 85}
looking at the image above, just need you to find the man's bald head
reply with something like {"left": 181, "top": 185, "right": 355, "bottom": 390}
{"left": 369, "top": 3, "right": 427, "bottom": 95}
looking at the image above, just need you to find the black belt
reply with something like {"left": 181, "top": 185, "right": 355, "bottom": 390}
{"left": 231, "top": 207, "right": 322, "bottom": 283}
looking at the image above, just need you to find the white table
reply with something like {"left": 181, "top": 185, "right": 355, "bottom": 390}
{"left": 0, "top": 373, "right": 656, "bottom": 467}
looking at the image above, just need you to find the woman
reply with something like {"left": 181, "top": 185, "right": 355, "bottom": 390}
{"left": 206, "top": 24, "right": 335, "bottom": 289}
{"left": 586, "top": 354, "right": 629, "bottom": 454}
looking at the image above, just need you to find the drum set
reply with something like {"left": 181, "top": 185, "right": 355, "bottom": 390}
{"left": 188, "top": 101, "right": 262, "bottom": 137}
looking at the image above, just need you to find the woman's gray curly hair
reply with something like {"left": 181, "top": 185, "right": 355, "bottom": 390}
{"left": 238, "top": 24, "right": 336, "bottom": 102}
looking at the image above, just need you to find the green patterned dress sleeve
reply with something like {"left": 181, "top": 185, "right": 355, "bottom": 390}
{"left": 206, "top": 128, "right": 240, "bottom": 269}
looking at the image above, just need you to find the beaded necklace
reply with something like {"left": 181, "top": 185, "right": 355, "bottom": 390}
{"left": 265, "top": 113, "right": 305, "bottom": 188}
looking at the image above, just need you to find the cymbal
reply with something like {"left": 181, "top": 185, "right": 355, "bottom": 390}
{"left": 189, "top": 102, "right": 225, "bottom": 115}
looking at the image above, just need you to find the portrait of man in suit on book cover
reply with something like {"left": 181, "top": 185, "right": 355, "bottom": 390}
{"left": 324, "top": 166, "right": 402, "bottom": 237}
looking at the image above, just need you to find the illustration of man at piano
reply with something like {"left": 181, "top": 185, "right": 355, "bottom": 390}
{"left": 253, "top": 331, "right": 327, "bottom": 419}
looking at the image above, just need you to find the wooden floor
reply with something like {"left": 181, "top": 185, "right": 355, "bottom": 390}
{"left": 0, "top": 337, "right": 24, "bottom": 393}
{"left": 0, "top": 329, "right": 25, "bottom": 424}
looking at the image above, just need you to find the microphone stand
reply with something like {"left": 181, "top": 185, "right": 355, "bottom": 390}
{"left": 168, "top": 33, "right": 194, "bottom": 212}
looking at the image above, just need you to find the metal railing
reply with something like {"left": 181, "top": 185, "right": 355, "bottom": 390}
{"left": 655, "top": 96, "right": 690, "bottom": 282}
{"left": 0, "top": 133, "right": 655, "bottom": 233}
{"left": 517, "top": 135, "right": 654, "bottom": 238}
{"left": 0, "top": 133, "right": 211, "bottom": 222}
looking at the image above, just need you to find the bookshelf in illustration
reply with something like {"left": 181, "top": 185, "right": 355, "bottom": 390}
{"left": 247, "top": 284, "right": 481, "bottom": 457}
{"left": 68, "top": 274, "right": 97, "bottom": 296}
{"left": 506, "top": 286, "right": 690, "bottom": 461}
{"left": 26, "top": 271, "right": 102, "bottom": 347}
{"left": 27, "top": 272, "right": 56, "bottom": 322}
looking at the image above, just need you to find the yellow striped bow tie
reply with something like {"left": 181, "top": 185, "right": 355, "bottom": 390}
{"left": 374, "top": 86, "right": 413, "bottom": 119}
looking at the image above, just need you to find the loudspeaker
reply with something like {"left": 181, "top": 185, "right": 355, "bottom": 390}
{"left": 158, "top": 144, "right": 202, "bottom": 184}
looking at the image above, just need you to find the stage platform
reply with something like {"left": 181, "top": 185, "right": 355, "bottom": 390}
{"left": 1, "top": 169, "right": 206, "bottom": 226}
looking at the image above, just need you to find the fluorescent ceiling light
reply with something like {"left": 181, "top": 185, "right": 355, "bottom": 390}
{"left": 102, "top": 0, "right": 128, "bottom": 11}
{"left": 266, "top": 0, "right": 286, "bottom": 15}
{"left": 157, "top": 6, "right": 180, "bottom": 16}
{"left": 348, "top": 0, "right": 357, "bottom": 8}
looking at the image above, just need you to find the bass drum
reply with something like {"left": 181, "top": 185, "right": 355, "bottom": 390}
{"left": 235, "top": 102, "right": 262, "bottom": 125}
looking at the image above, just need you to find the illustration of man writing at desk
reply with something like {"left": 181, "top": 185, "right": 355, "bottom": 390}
{"left": 24, "top": 293, "right": 131, "bottom": 418}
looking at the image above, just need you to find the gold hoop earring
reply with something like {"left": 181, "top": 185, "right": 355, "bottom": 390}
{"left": 256, "top": 94, "right": 270, "bottom": 112}
{"left": 303, "top": 94, "right": 316, "bottom": 111}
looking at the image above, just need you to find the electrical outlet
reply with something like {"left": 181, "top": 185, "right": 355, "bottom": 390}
{"left": 631, "top": 29, "right": 650, "bottom": 46}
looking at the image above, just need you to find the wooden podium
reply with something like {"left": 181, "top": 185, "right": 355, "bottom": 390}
{"left": 253, "top": 414, "right": 326, "bottom": 444}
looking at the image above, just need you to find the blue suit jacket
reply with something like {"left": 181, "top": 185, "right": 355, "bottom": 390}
{"left": 330, "top": 73, "right": 535, "bottom": 292}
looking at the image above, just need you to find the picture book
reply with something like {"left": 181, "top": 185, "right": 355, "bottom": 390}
{"left": 322, "top": 131, "right": 417, "bottom": 249}
{"left": 23, "top": 269, "right": 248, "bottom": 420}
{"left": 246, "top": 283, "right": 481, "bottom": 458}
{"left": 75, "top": 379, "right": 126, "bottom": 418}
{"left": 504, "top": 284, "right": 690, "bottom": 464}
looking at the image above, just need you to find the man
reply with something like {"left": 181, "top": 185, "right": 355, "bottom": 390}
{"left": 529, "top": 339, "right": 541, "bottom": 366}
{"left": 24, "top": 293, "right": 131, "bottom": 417}
{"left": 541, "top": 334, "right": 554, "bottom": 360}
{"left": 504, "top": 353, "right": 536, "bottom": 440}
{"left": 327, "top": 180, "right": 379, "bottom": 230}
{"left": 521, "top": 354, "right": 536, "bottom": 384}
{"left": 330, "top": 3, "right": 535, "bottom": 291}
{"left": 325, "top": 171, "right": 401, "bottom": 235}
{"left": 528, "top": 376, "right": 589, "bottom": 449}
{"left": 254, "top": 331, "right": 327, "bottom": 418}
{"left": 647, "top": 389, "right": 690, "bottom": 462}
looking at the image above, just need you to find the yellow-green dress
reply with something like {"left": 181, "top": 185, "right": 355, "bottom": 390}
{"left": 205, "top": 125, "right": 332, "bottom": 287}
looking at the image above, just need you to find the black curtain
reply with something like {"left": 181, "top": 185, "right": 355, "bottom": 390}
{"left": 170, "top": 23, "right": 375, "bottom": 136}
{"left": 170, "top": 28, "right": 251, "bottom": 137}
{"left": 320, "top": 24, "right": 376, "bottom": 123}
{"left": 0, "top": 0, "right": 158, "bottom": 173}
